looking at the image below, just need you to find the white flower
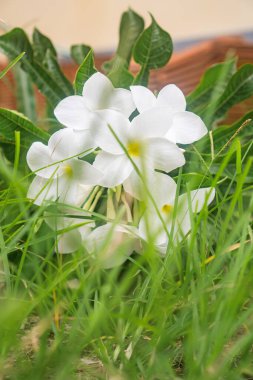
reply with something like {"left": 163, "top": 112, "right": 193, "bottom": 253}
{"left": 54, "top": 72, "right": 135, "bottom": 131}
{"left": 138, "top": 172, "right": 215, "bottom": 253}
{"left": 84, "top": 223, "right": 139, "bottom": 268}
{"left": 130, "top": 84, "right": 207, "bottom": 144}
{"left": 45, "top": 208, "right": 95, "bottom": 254}
{"left": 26, "top": 128, "right": 101, "bottom": 205}
{"left": 92, "top": 109, "right": 185, "bottom": 199}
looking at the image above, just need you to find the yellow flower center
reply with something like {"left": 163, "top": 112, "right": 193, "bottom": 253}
{"left": 63, "top": 164, "right": 73, "bottom": 177}
{"left": 127, "top": 140, "right": 142, "bottom": 157}
{"left": 161, "top": 204, "right": 173, "bottom": 214}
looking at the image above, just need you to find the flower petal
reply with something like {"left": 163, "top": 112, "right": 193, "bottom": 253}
{"left": 27, "top": 174, "right": 93, "bottom": 207}
{"left": 85, "top": 223, "right": 135, "bottom": 268}
{"left": 71, "top": 159, "right": 103, "bottom": 186}
{"left": 157, "top": 84, "right": 186, "bottom": 112}
{"left": 93, "top": 152, "right": 132, "bottom": 187}
{"left": 138, "top": 212, "right": 169, "bottom": 246}
{"left": 54, "top": 95, "right": 101, "bottom": 130}
{"left": 27, "top": 176, "right": 59, "bottom": 205}
{"left": 26, "top": 142, "right": 60, "bottom": 178}
{"left": 48, "top": 128, "right": 96, "bottom": 161}
{"left": 57, "top": 229, "right": 82, "bottom": 254}
{"left": 147, "top": 137, "right": 185, "bottom": 173}
{"left": 154, "top": 242, "right": 168, "bottom": 255}
{"left": 178, "top": 187, "right": 215, "bottom": 214}
{"left": 166, "top": 111, "right": 208, "bottom": 144}
{"left": 93, "top": 110, "right": 130, "bottom": 155}
{"left": 149, "top": 171, "right": 177, "bottom": 207}
{"left": 76, "top": 184, "right": 95, "bottom": 206}
{"left": 82, "top": 72, "right": 135, "bottom": 117}
{"left": 123, "top": 169, "right": 143, "bottom": 200}
{"left": 174, "top": 187, "right": 215, "bottom": 238}
{"left": 130, "top": 85, "right": 157, "bottom": 113}
{"left": 56, "top": 177, "right": 83, "bottom": 205}
{"left": 130, "top": 108, "right": 172, "bottom": 139}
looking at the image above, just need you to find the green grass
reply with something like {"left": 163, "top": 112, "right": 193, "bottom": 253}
{"left": 0, "top": 136, "right": 253, "bottom": 380}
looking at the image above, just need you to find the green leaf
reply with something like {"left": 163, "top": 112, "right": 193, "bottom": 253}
{"left": 213, "top": 64, "right": 253, "bottom": 122}
{"left": 71, "top": 44, "right": 92, "bottom": 65}
{"left": 74, "top": 49, "right": 97, "bottom": 95}
{"left": 0, "top": 28, "right": 33, "bottom": 61}
{"left": 44, "top": 50, "right": 73, "bottom": 96}
{"left": 108, "top": 64, "right": 134, "bottom": 88}
{"left": 32, "top": 28, "right": 57, "bottom": 62}
{"left": 0, "top": 52, "right": 25, "bottom": 79}
{"left": 0, "top": 28, "right": 68, "bottom": 106}
{"left": 24, "top": 59, "right": 68, "bottom": 106}
{"left": 13, "top": 66, "right": 36, "bottom": 122}
{"left": 0, "top": 108, "right": 49, "bottom": 160}
{"left": 117, "top": 8, "right": 145, "bottom": 64}
{"left": 133, "top": 15, "right": 173, "bottom": 85}
{"left": 187, "top": 58, "right": 237, "bottom": 115}
{"left": 33, "top": 29, "right": 73, "bottom": 97}
{"left": 103, "top": 8, "right": 144, "bottom": 76}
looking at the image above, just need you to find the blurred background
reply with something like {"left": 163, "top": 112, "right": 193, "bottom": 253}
{"left": 1, "top": 0, "right": 253, "bottom": 53}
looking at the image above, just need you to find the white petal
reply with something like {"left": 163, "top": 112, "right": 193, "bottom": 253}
{"left": 56, "top": 177, "right": 82, "bottom": 205}
{"left": 130, "top": 108, "right": 172, "bottom": 139}
{"left": 82, "top": 72, "right": 113, "bottom": 109}
{"left": 154, "top": 242, "right": 168, "bottom": 256}
{"left": 93, "top": 152, "right": 132, "bottom": 187}
{"left": 175, "top": 187, "right": 215, "bottom": 238}
{"left": 149, "top": 171, "right": 177, "bottom": 208}
{"left": 26, "top": 142, "right": 60, "bottom": 178}
{"left": 71, "top": 159, "right": 102, "bottom": 185}
{"left": 82, "top": 72, "right": 135, "bottom": 117}
{"left": 75, "top": 184, "right": 94, "bottom": 206}
{"left": 124, "top": 166, "right": 178, "bottom": 204}
{"left": 78, "top": 222, "right": 95, "bottom": 236}
{"left": 138, "top": 212, "right": 169, "bottom": 246}
{"left": 147, "top": 138, "right": 185, "bottom": 173}
{"left": 54, "top": 95, "right": 101, "bottom": 130}
{"left": 138, "top": 172, "right": 179, "bottom": 245}
{"left": 175, "top": 214, "right": 191, "bottom": 240}
{"left": 123, "top": 169, "right": 143, "bottom": 200}
{"left": 93, "top": 110, "right": 130, "bottom": 155}
{"left": 107, "top": 88, "right": 135, "bottom": 117}
{"left": 166, "top": 112, "right": 208, "bottom": 144}
{"left": 130, "top": 85, "right": 157, "bottom": 113}
{"left": 57, "top": 229, "right": 82, "bottom": 254}
{"left": 85, "top": 223, "right": 135, "bottom": 268}
{"left": 179, "top": 187, "right": 215, "bottom": 214}
{"left": 48, "top": 128, "right": 96, "bottom": 161}
{"left": 27, "top": 176, "right": 58, "bottom": 205}
{"left": 27, "top": 174, "right": 86, "bottom": 206}
{"left": 157, "top": 84, "right": 186, "bottom": 112}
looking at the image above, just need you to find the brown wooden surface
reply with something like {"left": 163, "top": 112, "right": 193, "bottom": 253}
{"left": 0, "top": 36, "right": 253, "bottom": 122}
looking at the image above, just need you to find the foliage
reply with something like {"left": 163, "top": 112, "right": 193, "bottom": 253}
{"left": 0, "top": 7, "right": 253, "bottom": 379}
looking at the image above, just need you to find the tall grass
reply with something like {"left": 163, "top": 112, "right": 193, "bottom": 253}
{"left": 0, "top": 132, "right": 253, "bottom": 380}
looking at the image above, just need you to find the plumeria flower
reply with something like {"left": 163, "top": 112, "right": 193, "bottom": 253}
{"left": 45, "top": 208, "right": 95, "bottom": 254}
{"left": 92, "top": 109, "right": 185, "bottom": 199}
{"left": 84, "top": 223, "right": 140, "bottom": 268}
{"left": 54, "top": 72, "right": 135, "bottom": 131}
{"left": 131, "top": 84, "right": 207, "bottom": 144}
{"left": 138, "top": 172, "right": 215, "bottom": 254}
{"left": 27, "top": 128, "right": 101, "bottom": 205}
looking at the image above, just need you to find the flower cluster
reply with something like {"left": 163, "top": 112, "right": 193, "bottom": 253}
{"left": 27, "top": 73, "right": 215, "bottom": 267}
